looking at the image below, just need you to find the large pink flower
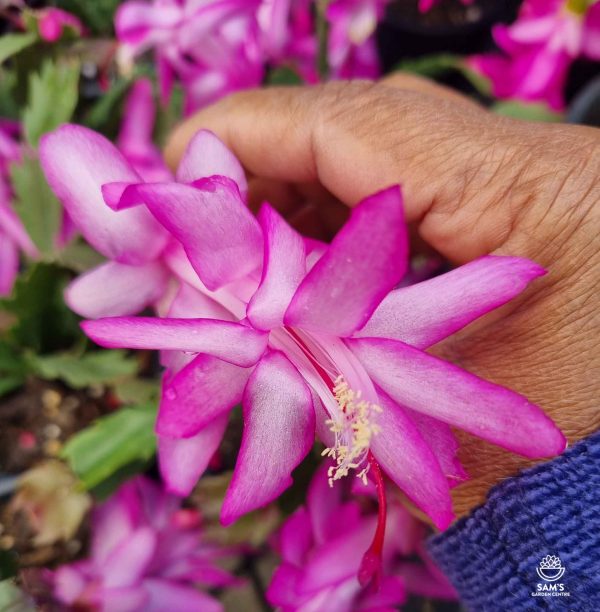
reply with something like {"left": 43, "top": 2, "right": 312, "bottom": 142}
{"left": 52, "top": 476, "right": 236, "bottom": 612}
{"left": 0, "top": 120, "right": 38, "bottom": 296}
{"left": 471, "top": 0, "right": 600, "bottom": 110}
{"left": 267, "top": 463, "right": 456, "bottom": 610}
{"left": 40, "top": 124, "right": 565, "bottom": 581}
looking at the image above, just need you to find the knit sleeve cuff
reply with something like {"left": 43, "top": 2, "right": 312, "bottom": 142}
{"left": 427, "top": 431, "right": 600, "bottom": 610}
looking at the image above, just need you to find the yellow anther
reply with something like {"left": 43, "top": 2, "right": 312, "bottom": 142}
{"left": 323, "top": 376, "right": 382, "bottom": 487}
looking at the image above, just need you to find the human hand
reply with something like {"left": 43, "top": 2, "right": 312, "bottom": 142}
{"left": 165, "top": 76, "right": 600, "bottom": 520}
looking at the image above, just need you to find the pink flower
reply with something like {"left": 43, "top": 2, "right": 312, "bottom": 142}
{"left": 267, "top": 463, "right": 456, "bottom": 610}
{"left": 419, "top": 0, "right": 473, "bottom": 13}
{"left": 0, "top": 120, "right": 38, "bottom": 296}
{"left": 327, "top": 0, "right": 388, "bottom": 78}
{"left": 52, "top": 476, "right": 236, "bottom": 612}
{"left": 116, "top": 0, "right": 314, "bottom": 112}
{"left": 40, "top": 124, "right": 565, "bottom": 582}
{"left": 470, "top": 0, "right": 600, "bottom": 110}
{"left": 37, "top": 8, "right": 84, "bottom": 42}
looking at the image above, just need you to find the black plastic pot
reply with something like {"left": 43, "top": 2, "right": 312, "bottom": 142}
{"left": 377, "top": 0, "right": 521, "bottom": 72}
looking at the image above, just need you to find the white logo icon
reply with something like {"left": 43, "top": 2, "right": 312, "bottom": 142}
{"left": 536, "top": 555, "right": 565, "bottom": 582}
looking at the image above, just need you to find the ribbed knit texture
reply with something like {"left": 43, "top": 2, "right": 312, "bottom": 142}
{"left": 428, "top": 431, "right": 600, "bottom": 611}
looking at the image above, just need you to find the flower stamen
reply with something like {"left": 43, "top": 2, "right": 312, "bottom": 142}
{"left": 322, "top": 375, "right": 382, "bottom": 487}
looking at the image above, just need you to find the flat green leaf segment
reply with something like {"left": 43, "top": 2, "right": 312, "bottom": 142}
{"left": 0, "top": 33, "right": 37, "bottom": 64}
{"left": 0, "top": 343, "right": 28, "bottom": 398}
{"left": 23, "top": 59, "right": 80, "bottom": 147}
{"left": 492, "top": 100, "right": 563, "bottom": 122}
{"left": 61, "top": 402, "right": 158, "bottom": 490}
{"left": 0, "top": 263, "right": 80, "bottom": 354}
{"left": 10, "top": 157, "right": 63, "bottom": 255}
{"left": 28, "top": 350, "right": 139, "bottom": 389}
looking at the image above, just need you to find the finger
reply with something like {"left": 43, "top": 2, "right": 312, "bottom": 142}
{"left": 165, "top": 81, "right": 515, "bottom": 263}
{"left": 164, "top": 81, "right": 597, "bottom": 267}
{"left": 380, "top": 71, "right": 482, "bottom": 108}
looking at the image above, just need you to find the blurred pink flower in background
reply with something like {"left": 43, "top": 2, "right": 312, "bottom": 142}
{"left": 326, "top": 0, "right": 388, "bottom": 78}
{"left": 52, "top": 476, "right": 237, "bottom": 612}
{"left": 267, "top": 464, "right": 456, "bottom": 610}
{"left": 471, "top": 0, "right": 600, "bottom": 109}
{"left": 116, "top": 78, "right": 173, "bottom": 183}
{"left": 0, "top": 120, "right": 38, "bottom": 296}
{"left": 37, "top": 7, "right": 85, "bottom": 42}
{"left": 115, "top": 0, "right": 318, "bottom": 113}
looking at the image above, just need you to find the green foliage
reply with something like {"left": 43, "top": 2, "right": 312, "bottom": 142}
{"left": 0, "top": 33, "right": 37, "bottom": 65}
{"left": 0, "top": 343, "right": 28, "bottom": 398}
{"left": 28, "top": 350, "right": 139, "bottom": 389}
{"left": 0, "top": 263, "right": 81, "bottom": 354}
{"left": 10, "top": 157, "right": 63, "bottom": 255}
{"left": 54, "top": 239, "right": 106, "bottom": 273}
{"left": 0, "top": 553, "right": 18, "bottom": 582}
{"left": 61, "top": 402, "right": 158, "bottom": 491}
{"left": 395, "top": 54, "right": 492, "bottom": 96}
{"left": 0, "top": 580, "right": 35, "bottom": 610}
{"left": 113, "top": 378, "right": 161, "bottom": 405}
{"left": 23, "top": 59, "right": 80, "bottom": 147}
{"left": 492, "top": 100, "right": 563, "bottom": 122}
{"left": 267, "top": 66, "right": 304, "bottom": 86}
{"left": 83, "top": 75, "right": 134, "bottom": 133}
{"left": 56, "top": 0, "right": 122, "bottom": 35}
{"left": 0, "top": 71, "right": 19, "bottom": 119}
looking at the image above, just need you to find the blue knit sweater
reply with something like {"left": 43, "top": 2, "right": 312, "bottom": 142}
{"left": 428, "top": 431, "right": 600, "bottom": 611}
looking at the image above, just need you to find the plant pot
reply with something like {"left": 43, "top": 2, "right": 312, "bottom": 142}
{"left": 376, "top": 0, "right": 520, "bottom": 72}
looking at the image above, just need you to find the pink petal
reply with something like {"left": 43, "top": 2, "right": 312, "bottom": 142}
{"left": 96, "top": 586, "right": 148, "bottom": 610}
{"left": 266, "top": 563, "right": 304, "bottom": 609}
{"left": 143, "top": 579, "right": 223, "bottom": 612}
{"left": 133, "top": 180, "right": 263, "bottom": 290}
{"left": 117, "top": 78, "right": 156, "bottom": 158}
{"left": 357, "top": 256, "right": 545, "bottom": 348}
{"left": 285, "top": 186, "right": 408, "bottom": 336}
{"left": 220, "top": 351, "right": 315, "bottom": 525}
{"left": 115, "top": 1, "right": 181, "bottom": 50}
{"left": 102, "top": 527, "right": 157, "bottom": 588}
{"left": 0, "top": 201, "right": 38, "bottom": 257}
{"left": 348, "top": 338, "right": 566, "bottom": 458}
{"left": 176, "top": 129, "right": 248, "bottom": 198}
{"left": 167, "top": 282, "right": 234, "bottom": 321}
{"left": 370, "top": 389, "right": 454, "bottom": 530}
{"left": 306, "top": 461, "right": 344, "bottom": 545}
{"left": 405, "top": 409, "right": 467, "bottom": 487}
{"left": 82, "top": 317, "right": 267, "bottom": 367}
{"left": 398, "top": 562, "right": 457, "bottom": 600}
{"left": 0, "top": 236, "right": 18, "bottom": 296}
{"left": 65, "top": 260, "right": 169, "bottom": 319}
{"left": 247, "top": 204, "right": 306, "bottom": 330}
{"left": 157, "top": 354, "right": 251, "bottom": 438}
{"left": 39, "top": 125, "right": 168, "bottom": 264}
{"left": 298, "top": 520, "right": 375, "bottom": 593}
{"left": 53, "top": 565, "right": 87, "bottom": 604}
{"left": 279, "top": 507, "right": 313, "bottom": 565}
{"left": 358, "top": 575, "right": 406, "bottom": 609}
{"left": 158, "top": 415, "right": 228, "bottom": 496}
